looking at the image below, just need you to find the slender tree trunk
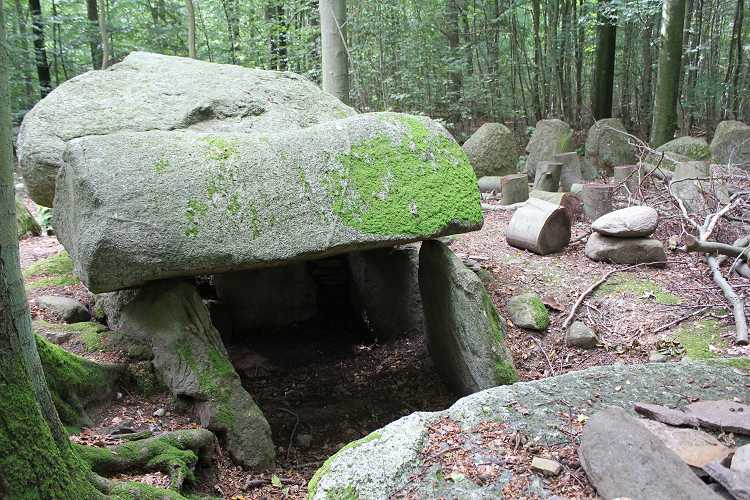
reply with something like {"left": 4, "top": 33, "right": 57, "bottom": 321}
{"left": 97, "top": 0, "right": 110, "bottom": 68}
{"left": 639, "top": 13, "right": 655, "bottom": 139}
{"left": 686, "top": 0, "right": 702, "bottom": 130}
{"left": 650, "top": 0, "right": 687, "bottom": 146}
{"left": 13, "top": 0, "right": 35, "bottom": 102}
{"left": 591, "top": 0, "right": 617, "bottom": 120}
{"left": 196, "top": 0, "right": 212, "bottom": 62}
{"left": 86, "top": 0, "right": 101, "bottom": 69}
{"left": 574, "top": 0, "right": 583, "bottom": 126}
{"left": 268, "top": 1, "right": 288, "bottom": 70}
{"left": 28, "top": 0, "right": 51, "bottom": 97}
{"left": 320, "top": 0, "right": 349, "bottom": 105}
{"left": 531, "top": 0, "right": 544, "bottom": 119}
{"left": 724, "top": 0, "right": 744, "bottom": 117}
{"left": 186, "top": 0, "right": 197, "bottom": 58}
{"left": 732, "top": 0, "right": 744, "bottom": 114}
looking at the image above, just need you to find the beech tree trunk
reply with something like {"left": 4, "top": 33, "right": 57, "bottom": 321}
{"left": 320, "top": 0, "right": 349, "bottom": 105}
{"left": 86, "top": 0, "right": 101, "bottom": 69}
{"left": 97, "top": 0, "right": 110, "bottom": 69}
{"left": 591, "top": 0, "right": 616, "bottom": 120}
{"left": 186, "top": 0, "right": 197, "bottom": 58}
{"left": 28, "top": 0, "right": 51, "bottom": 97}
{"left": 650, "top": 0, "right": 687, "bottom": 146}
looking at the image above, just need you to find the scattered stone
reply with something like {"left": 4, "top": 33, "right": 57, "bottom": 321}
{"left": 15, "top": 196, "right": 40, "bottom": 240}
{"left": 584, "top": 118, "right": 636, "bottom": 175}
{"left": 531, "top": 456, "right": 562, "bottom": 476}
{"left": 529, "top": 189, "right": 582, "bottom": 221}
{"left": 648, "top": 351, "right": 668, "bottom": 363}
{"left": 506, "top": 198, "right": 571, "bottom": 255}
{"left": 637, "top": 418, "right": 732, "bottom": 467}
{"left": 685, "top": 400, "right": 750, "bottom": 436}
{"left": 565, "top": 321, "right": 598, "bottom": 348}
{"left": 591, "top": 206, "right": 659, "bottom": 238}
{"left": 613, "top": 164, "right": 640, "bottom": 195}
{"left": 672, "top": 161, "right": 729, "bottom": 214}
{"left": 462, "top": 122, "right": 519, "bottom": 177}
{"left": 732, "top": 444, "right": 750, "bottom": 475}
{"left": 419, "top": 240, "right": 517, "bottom": 395}
{"left": 524, "top": 119, "right": 574, "bottom": 180}
{"left": 500, "top": 174, "right": 529, "bottom": 205}
{"left": 55, "top": 112, "right": 483, "bottom": 293}
{"left": 578, "top": 407, "right": 722, "bottom": 500}
{"left": 295, "top": 434, "right": 313, "bottom": 449}
{"left": 153, "top": 408, "right": 166, "bottom": 417}
{"left": 533, "top": 161, "right": 562, "bottom": 192}
{"left": 45, "top": 330, "right": 72, "bottom": 345}
{"left": 584, "top": 233, "right": 666, "bottom": 266}
{"left": 477, "top": 176, "right": 503, "bottom": 193}
{"left": 703, "top": 462, "right": 750, "bottom": 500}
{"left": 580, "top": 182, "right": 613, "bottom": 221}
{"left": 710, "top": 120, "right": 750, "bottom": 167}
{"left": 553, "top": 152, "right": 585, "bottom": 190}
{"left": 634, "top": 402, "right": 700, "bottom": 427}
{"left": 507, "top": 293, "right": 550, "bottom": 331}
{"left": 657, "top": 136, "right": 711, "bottom": 161}
{"left": 37, "top": 295, "right": 91, "bottom": 323}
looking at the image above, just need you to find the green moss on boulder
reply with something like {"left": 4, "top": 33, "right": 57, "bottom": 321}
{"left": 656, "top": 136, "right": 711, "bottom": 161}
{"left": 507, "top": 292, "right": 549, "bottom": 331}
{"left": 308, "top": 432, "right": 381, "bottom": 500}
{"left": 16, "top": 196, "right": 41, "bottom": 240}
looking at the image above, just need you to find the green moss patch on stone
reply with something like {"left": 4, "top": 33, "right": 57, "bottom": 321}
{"left": 528, "top": 295, "right": 550, "bottom": 330}
{"left": 494, "top": 361, "right": 518, "bottom": 385}
{"left": 16, "top": 196, "right": 41, "bottom": 239}
{"left": 23, "top": 251, "right": 80, "bottom": 289}
{"left": 35, "top": 320, "right": 109, "bottom": 352}
{"left": 596, "top": 275, "right": 681, "bottom": 305}
{"left": 325, "top": 115, "right": 482, "bottom": 236}
{"left": 674, "top": 320, "right": 726, "bottom": 360}
{"left": 110, "top": 482, "right": 188, "bottom": 499}
{"left": 307, "top": 432, "right": 381, "bottom": 500}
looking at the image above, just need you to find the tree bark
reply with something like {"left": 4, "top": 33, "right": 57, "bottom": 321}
{"left": 320, "top": 0, "right": 349, "bottom": 105}
{"left": 591, "top": 0, "right": 617, "bottom": 120}
{"left": 639, "top": 13, "right": 655, "bottom": 139}
{"left": 13, "top": 0, "right": 35, "bottom": 102}
{"left": 86, "top": 0, "right": 102, "bottom": 69}
{"left": 97, "top": 0, "right": 110, "bottom": 68}
{"left": 650, "top": 0, "right": 687, "bottom": 146}
{"left": 186, "top": 0, "right": 197, "bottom": 58}
{"left": 28, "top": 0, "right": 51, "bottom": 97}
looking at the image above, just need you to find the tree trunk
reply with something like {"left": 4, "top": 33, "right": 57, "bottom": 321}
{"left": 319, "top": 0, "right": 349, "bottom": 105}
{"left": 650, "top": 0, "right": 687, "bottom": 146}
{"left": 639, "top": 13, "right": 655, "bottom": 139}
{"left": 86, "top": 0, "right": 101, "bottom": 69}
{"left": 0, "top": 6, "right": 101, "bottom": 495}
{"left": 532, "top": 0, "right": 545, "bottom": 119}
{"left": 591, "top": 0, "right": 617, "bottom": 120}
{"left": 97, "top": 0, "right": 110, "bottom": 68}
{"left": 13, "top": 0, "right": 35, "bottom": 102}
{"left": 28, "top": 0, "right": 51, "bottom": 97}
{"left": 574, "top": 0, "right": 584, "bottom": 126}
{"left": 186, "top": 0, "right": 197, "bottom": 58}
{"left": 268, "top": 1, "right": 288, "bottom": 70}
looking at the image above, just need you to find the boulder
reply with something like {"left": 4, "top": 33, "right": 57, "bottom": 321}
{"left": 591, "top": 205, "right": 659, "bottom": 237}
{"left": 585, "top": 118, "right": 635, "bottom": 175}
{"left": 418, "top": 240, "right": 516, "bottom": 395}
{"left": 17, "top": 51, "right": 356, "bottom": 207}
{"left": 657, "top": 136, "right": 711, "bottom": 161}
{"left": 462, "top": 123, "right": 518, "bottom": 177}
{"left": 584, "top": 233, "right": 666, "bottom": 266}
{"left": 636, "top": 418, "right": 732, "bottom": 468}
{"left": 507, "top": 292, "right": 549, "bottom": 331}
{"left": 348, "top": 244, "right": 424, "bottom": 340}
{"left": 506, "top": 198, "right": 571, "bottom": 255}
{"left": 16, "top": 196, "right": 40, "bottom": 239}
{"left": 99, "top": 280, "right": 275, "bottom": 468}
{"left": 565, "top": 321, "right": 598, "bottom": 348}
{"left": 37, "top": 295, "right": 91, "bottom": 323}
{"left": 307, "top": 361, "right": 748, "bottom": 499}
{"left": 579, "top": 407, "right": 722, "bottom": 500}
{"left": 711, "top": 120, "right": 750, "bottom": 167}
{"left": 672, "top": 161, "right": 729, "bottom": 214}
{"left": 54, "top": 112, "right": 483, "bottom": 293}
{"left": 524, "top": 119, "right": 574, "bottom": 180}
{"left": 476, "top": 176, "right": 502, "bottom": 193}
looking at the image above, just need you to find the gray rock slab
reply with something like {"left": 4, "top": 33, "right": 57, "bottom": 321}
{"left": 507, "top": 292, "right": 550, "bottom": 331}
{"left": 17, "top": 51, "right": 356, "bottom": 206}
{"left": 462, "top": 123, "right": 518, "bottom": 177}
{"left": 657, "top": 136, "right": 711, "bottom": 161}
{"left": 54, "top": 112, "right": 483, "bottom": 292}
{"left": 37, "top": 295, "right": 90, "bottom": 323}
{"left": 637, "top": 418, "right": 732, "bottom": 467}
{"left": 634, "top": 402, "right": 700, "bottom": 427}
{"left": 711, "top": 120, "right": 750, "bottom": 167}
{"left": 584, "top": 233, "right": 666, "bottom": 266}
{"left": 591, "top": 205, "right": 658, "bottom": 237}
{"left": 732, "top": 444, "right": 750, "bottom": 475}
{"left": 685, "top": 400, "right": 750, "bottom": 436}
{"left": 524, "top": 119, "right": 574, "bottom": 180}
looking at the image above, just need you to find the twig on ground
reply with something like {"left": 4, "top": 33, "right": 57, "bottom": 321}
{"left": 653, "top": 306, "right": 711, "bottom": 333}
{"left": 527, "top": 334, "right": 555, "bottom": 376}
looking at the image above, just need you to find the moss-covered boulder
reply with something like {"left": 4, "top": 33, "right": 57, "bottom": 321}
{"left": 55, "top": 112, "right": 483, "bottom": 293}
{"left": 418, "top": 240, "right": 516, "bottom": 395}
{"left": 710, "top": 120, "right": 750, "bottom": 167}
{"left": 524, "top": 119, "right": 574, "bottom": 180}
{"left": 656, "top": 136, "right": 711, "bottom": 161}
{"left": 15, "top": 196, "right": 40, "bottom": 239}
{"left": 17, "top": 51, "right": 356, "bottom": 207}
{"left": 585, "top": 118, "right": 635, "bottom": 175}
{"left": 462, "top": 122, "right": 518, "bottom": 177}
{"left": 507, "top": 292, "right": 550, "bottom": 331}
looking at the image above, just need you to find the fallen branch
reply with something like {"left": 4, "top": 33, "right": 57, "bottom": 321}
{"left": 562, "top": 262, "right": 667, "bottom": 330}
{"left": 527, "top": 334, "right": 555, "bottom": 376}
{"left": 707, "top": 255, "right": 749, "bottom": 344}
{"left": 653, "top": 306, "right": 711, "bottom": 333}
{"left": 683, "top": 235, "right": 749, "bottom": 261}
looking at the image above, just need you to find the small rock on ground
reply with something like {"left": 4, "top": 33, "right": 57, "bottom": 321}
{"left": 565, "top": 321, "right": 598, "bottom": 349}
{"left": 37, "top": 295, "right": 90, "bottom": 323}
{"left": 507, "top": 292, "right": 550, "bottom": 331}
{"left": 531, "top": 456, "right": 562, "bottom": 476}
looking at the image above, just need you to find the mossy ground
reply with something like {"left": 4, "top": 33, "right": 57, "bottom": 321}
{"left": 673, "top": 320, "right": 726, "bottom": 360}
{"left": 35, "top": 320, "right": 108, "bottom": 351}
{"left": 307, "top": 432, "right": 381, "bottom": 500}
{"left": 596, "top": 275, "right": 681, "bottom": 305}
{"left": 23, "top": 251, "right": 80, "bottom": 289}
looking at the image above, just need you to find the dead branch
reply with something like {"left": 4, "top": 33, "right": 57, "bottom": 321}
{"left": 653, "top": 306, "right": 711, "bottom": 333}
{"left": 683, "top": 235, "right": 749, "bottom": 261}
{"left": 707, "top": 255, "right": 749, "bottom": 344}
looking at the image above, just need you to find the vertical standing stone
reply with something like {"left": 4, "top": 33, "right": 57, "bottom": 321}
{"left": 500, "top": 174, "right": 529, "bottom": 205}
{"left": 553, "top": 152, "right": 584, "bottom": 191}
{"left": 533, "top": 161, "right": 562, "bottom": 192}
{"left": 581, "top": 183, "right": 613, "bottom": 220}
{"left": 614, "top": 164, "right": 640, "bottom": 196}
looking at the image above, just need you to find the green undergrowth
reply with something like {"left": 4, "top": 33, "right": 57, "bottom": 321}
{"left": 35, "top": 320, "right": 109, "bottom": 351}
{"left": 23, "top": 251, "right": 80, "bottom": 289}
{"left": 597, "top": 275, "right": 681, "bottom": 305}
{"left": 307, "top": 432, "right": 382, "bottom": 500}
{"left": 325, "top": 114, "right": 482, "bottom": 236}
{"left": 673, "top": 320, "right": 726, "bottom": 360}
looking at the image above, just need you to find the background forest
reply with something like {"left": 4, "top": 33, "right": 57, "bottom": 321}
{"left": 4, "top": 0, "right": 749, "bottom": 140}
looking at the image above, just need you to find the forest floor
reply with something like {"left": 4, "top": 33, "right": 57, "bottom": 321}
{"left": 18, "top": 182, "right": 750, "bottom": 499}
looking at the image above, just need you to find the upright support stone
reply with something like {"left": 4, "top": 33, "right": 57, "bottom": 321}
{"left": 553, "top": 152, "right": 584, "bottom": 191}
{"left": 348, "top": 245, "right": 424, "bottom": 340}
{"left": 100, "top": 280, "right": 275, "bottom": 469}
{"left": 418, "top": 240, "right": 517, "bottom": 395}
{"left": 581, "top": 183, "right": 613, "bottom": 221}
{"left": 529, "top": 189, "right": 582, "bottom": 221}
{"left": 672, "top": 161, "right": 729, "bottom": 214}
{"left": 533, "top": 161, "right": 562, "bottom": 192}
{"left": 500, "top": 174, "right": 529, "bottom": 205}
{"left": 614, "top": 165, "right": 640, "bottom": 196}
{"left": 506, "top": 198, "right": 571, "bottom": 255}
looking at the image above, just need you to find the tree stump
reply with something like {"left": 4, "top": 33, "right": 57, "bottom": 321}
{"left": 501, "top": 174, "right": 529, "bottom": 205}
{"left": 614, "top": 165, "right": 640, "bottom": 196}
{"left": 553, "top": 152, "right": 584, "bottom": 191}
{"left": 530, "top": 189, "right": 582, "bottom": 221}
{"left": 533, "top": 161, "right": 562, "bottom": 192}
{"left": 581, "top": 183, "right": 613, "bottom": 221}
{"left": 506, "top": 198, "right": 571, "bottom": 255}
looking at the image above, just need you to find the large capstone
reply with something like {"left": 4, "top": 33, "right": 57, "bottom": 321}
{"left": 16, "top": 51, "right": 356, "bottom": 207}
{"left": 656, "top": 136, "right": 711, "bottom": 161}
{"left": 584, "top": 118, "right": 635, "bottom": 175}
{"left": 54, "top": 112, "right": 483, "bottom": 292}
{"left": 418, "top": 239, "right": 516, "bottom": 395}
{"left": 524, "top": 119, "right": 574, "bottom": 180}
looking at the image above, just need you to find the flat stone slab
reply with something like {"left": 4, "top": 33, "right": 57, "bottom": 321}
{"left": 584, "top": 233, "right": 666, "bottom": 266}
{"left": 55, "top": 113, "right": 483, "bottom": 292}
{"left": 637, "top": 418, "right": 732, "bottom": 468}
{"left": 592, "top": 205, "right": 658, "bottom": 237}
{"left": 17, "top": 51, "right": 356, "bottom": 207}
{"left": 634, "top": 402, "right": 700, "bottom": 427}
{"left": 685, "top": 400, "right": 750, "bottom": 436}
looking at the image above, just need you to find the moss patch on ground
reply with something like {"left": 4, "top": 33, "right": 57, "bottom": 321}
{"left": 307, "top": 432, "right": 381, "bottom": 500}
{"left": 23, "top": 251, "right": 80, "bottom": 289}
{"left": 34, "top": 320, "right": 109, "bottom": 352}
{"left": 673, "top": 320, "right": 726, "bottom": 360}
{"left": 596, "top": 275, "right": 681, "bottom": 305}
{"left": 326, "top": 115, "right": 482, "bottom": 236}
